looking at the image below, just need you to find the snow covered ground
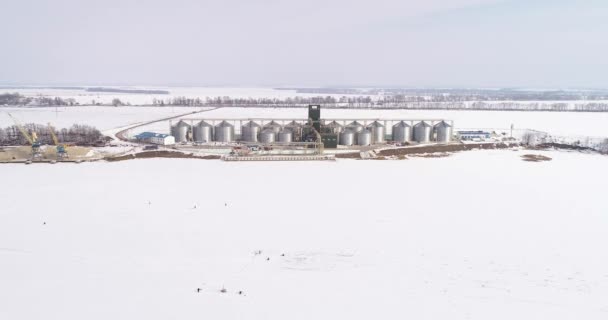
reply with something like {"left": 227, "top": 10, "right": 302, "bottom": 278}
{"left": 1, "top": 149, "right": 607, "bottom": 319}
{"left": 0, "top": 87, "right": 353, "bottom": 106}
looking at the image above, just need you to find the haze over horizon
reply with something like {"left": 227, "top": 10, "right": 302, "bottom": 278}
{"left": 1, "top": 0, "right": 606, "bottom": 88}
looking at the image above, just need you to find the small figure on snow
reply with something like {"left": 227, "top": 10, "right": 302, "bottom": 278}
{"left": 220, "top": 287, "right": 227, "bottom": 293}
{"left": 266, "top": 257, "right": 270, "bottom": 261}
{"left": 197, "top": 288, "right": 201, "bottom": 293}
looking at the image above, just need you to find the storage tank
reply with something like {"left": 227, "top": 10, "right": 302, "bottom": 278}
{"left": 325, "top": 121, "right": 344, "bottom": 134}
{"left": 367, "top": 121, "right": 385, "bottom": 144}
{"left": 346, "top": 121, "right": 364, "bottom": 133}
{"left": 172, "top": 120, "right": 191, "bottom": 143}
{"left": 263, "top": 121, "right": 282, "bottom": 134}
{"left": 193, "top": 121, "right": 213, "bottom": 143}
{"left": 357, "top": 130, "right": 372, "bottom": 146}
{"left": 339, "top": 130, "right": 355, "bottom": 146}
{"left": 284, "top": 121, "right": 303, "bottom": 141}
{"left": 392, "top": 121, "right": 412, "bottom": 143}
{"left": 259, "top": 129, "right": 276, "bottom": 143}
{"left": 434, "top": 121, "right": 452, "bottom": 143}
{"left": 214, "top": 121, "right": 234, "bottom": 142}
{"left": 277, "top": 129, "right": 293, "bottom": 143}
{"left": 413, "top": 121, "right": 432, "bottom": 143}
{"left": 241, "top": 121, "right": 261, "bottom": 142}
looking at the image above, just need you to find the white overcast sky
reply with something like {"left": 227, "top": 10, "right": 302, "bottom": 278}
{"left": 0, "top": 0, "right": 606, "bottom": 88}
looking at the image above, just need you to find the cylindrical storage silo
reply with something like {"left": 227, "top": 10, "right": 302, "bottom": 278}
{"left": 284, "top": 121, "right": 303, "bottom": 142}
{"left": 172, "top": 120, "right": 191, "bottom": 143}
{"left": 392, "top": 121, "right": 412, "bottom": 143}
{"left": 214, "top": 121, "right": 234, "bottom": 142}
{"left": 339, "top": 130, "right": 355, "bottom": 146}
{"left": 325, "top": 121, "right": 344, "bottom": 134}
{"left": 346, "top": 121, "right": 364, "bottom": 133}
{"left": 277, "top": 129, "right": 293, "bottom": 143}
{"left": 263, "top": 121, "right": 282, "bottom": 134}
{"left": 367, "top": 121, "right": 385, "bottom": 144}
{"left": 259, "top": 129, "right": 276, "bottom": 143}
{"left": 193, "top": 121, "right": 213, "bottom": 143}
{"left": 357, "top": 130, "right": 372, "bottom": 146}
{"left": 434, "top": 121, "right": 452, "bottom": 143}
{"left": 413, "top": 121, "right": 432, "bottom": 143}
{"left": 241, "top": 121, "right": 261, "bottom": 142}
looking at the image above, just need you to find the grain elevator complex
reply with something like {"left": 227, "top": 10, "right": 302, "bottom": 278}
{"left": 166, "top": 105, "right": 454, "bottom": 151}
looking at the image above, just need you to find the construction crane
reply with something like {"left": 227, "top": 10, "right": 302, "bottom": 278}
{"left": 48, "top": 123, "right": 68, "bottom": 159}
{"left": 7, "top": 112, "right": 41, "bottom": 158}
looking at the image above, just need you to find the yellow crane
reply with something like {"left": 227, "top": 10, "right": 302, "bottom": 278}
{"left": 7, "top": 112, "right": 41, "bottom": 158}
{"left": 48, "top": 123, "right": 68, "bottom": 159}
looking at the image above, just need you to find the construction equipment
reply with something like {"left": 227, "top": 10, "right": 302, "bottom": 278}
{"left": 48, "top": 123, "right": 68, "bottom": 159}
{"left": 7, "top": 113, "right": 41, "bottom": 159}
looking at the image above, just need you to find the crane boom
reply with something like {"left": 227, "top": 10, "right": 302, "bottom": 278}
{"left": 7, "top": 113, "right": 34, "bottom": 145}
{"left": 48, "top": 123, "right": 59, "bottom": 145}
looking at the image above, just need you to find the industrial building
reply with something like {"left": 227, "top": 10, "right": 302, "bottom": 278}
{"left": 168, "top": 105, "right": 454, "bottom": 149}
{"left": 134, "top": 132, "right": 176, "bottom": 145}
{"left": 456, "top": 130, "right": 491, "bottom": 141}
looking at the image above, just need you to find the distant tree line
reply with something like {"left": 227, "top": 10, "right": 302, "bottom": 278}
{"left": 149, "top": 96, "right": 608, "bottom": 112}
{"left": 4, "top": 91, "right": 608, "bottom": 112}
{"left": 1, "top": 93, "right": 78, "bottom": 106}
{"left": 0, "top": 123, "right": 102, "bottom": 146}
{"left": 281, "top": 88, "right": 608, "bottom": 101}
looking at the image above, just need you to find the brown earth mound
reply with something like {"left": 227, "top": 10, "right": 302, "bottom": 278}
{"left": 521, "top": 154, "right": 552, "bottom": 162}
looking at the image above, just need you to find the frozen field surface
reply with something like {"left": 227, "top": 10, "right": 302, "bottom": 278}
{"left": 3, "top": 106, "right": 608, "bottom": 138}
{"left": 1, "top": 150, "right": 607, "bottom": 319}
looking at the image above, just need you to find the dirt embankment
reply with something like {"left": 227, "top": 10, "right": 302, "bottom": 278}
{"left": 521, "top": 154, "right": 553, "bottom": 162}
{"left": 335, "top": 142, "right": 519, "bottom": 159}
{"left": 531, "top": 143, "right": 597, "bottom": 152}
{"left": 105, "top": 151, "right": 220, "bottom": 162}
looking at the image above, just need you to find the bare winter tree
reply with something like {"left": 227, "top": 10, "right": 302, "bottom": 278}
{"left": 599, "top": 138, "right": 608, "bottom": 154}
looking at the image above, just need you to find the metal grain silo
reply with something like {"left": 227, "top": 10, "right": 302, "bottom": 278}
{"left": 392, "top": 121, "right": 412, "bottom": 143}
{"left": 339, "top": 130, "right": 355, "bottom": 146}
{"left": 172, "top": 120, "right": 191, "bottom": 143}
{"left": 277, "top": 129, "right": 293, "bottom": 143}
{"left": 193, "top": 121, "right": 213, "bottom": 143}
{"left": 434, "top": 121, "right": 452, "bottom": 143}
{"left": 325, "top": 121, "right": 344, "bottom": 134}
{"left": 259, "top": 129, "right": 276, "bottom": 143}
{"left": 413, "top": 121, "right": 432, "bottom": 143}
{"left": 214, "top": 121, "right": 234, "bottom": 142}
{"left": 284, "top": 121, "right": 303, "bottom": 142}
{"left": 241, "top": 121, "right": 261, "bottom": 142}
{"left": 263, "top": 121, "right": 282, "bottom": 134}
{"left": 367, "top": 121, "right": 385, "bottom": 144}
{"left": 357, "top": 130, "right": 372, "bottom": 146}
{"left": 346, "top": 121, "right": 364, "bottom": 133}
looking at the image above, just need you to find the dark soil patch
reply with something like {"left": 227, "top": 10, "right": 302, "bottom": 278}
{"left": 521, "top": 154, "right": 553, "bottom": 162}
{"left": 531, "top": 143, "right": 596, "bottom": 152}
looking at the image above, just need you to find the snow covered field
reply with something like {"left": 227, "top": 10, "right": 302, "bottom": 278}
{"left": 1, "top": 150, "right": 607, "bottom": 320}
{"left": 3, "top": 106, "right": 608, "bottom": 138}
{"left": 1, "top": 87, "right": 352, "bottom": 106}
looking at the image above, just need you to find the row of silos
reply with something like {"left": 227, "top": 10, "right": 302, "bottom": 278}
{"left": 391, "top": 121, "right": 452, "bottom": 144}
{"left": 332, "top": 121, "right": 385, "bottom": 146}
{"left": 171, "top": 119, "right": 451, "bottom": 145}
{"left": 239, "top": 121, "right": 296, "bottom": 143}
{"left": 172, "top": 120, "right": 236, "bottom": 143}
